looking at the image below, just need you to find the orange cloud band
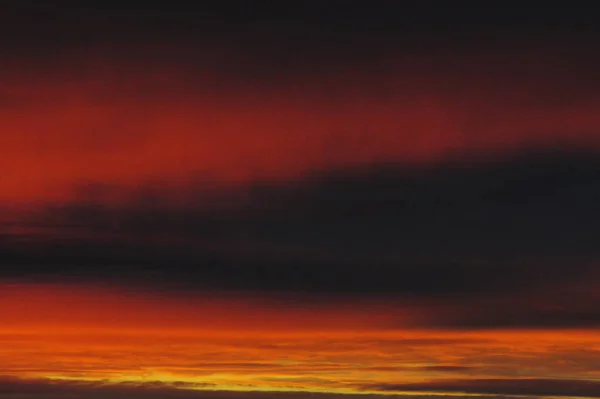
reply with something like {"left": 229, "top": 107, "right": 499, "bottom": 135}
{"left": 1, "top": 283, "right": 599, "bottom": 396}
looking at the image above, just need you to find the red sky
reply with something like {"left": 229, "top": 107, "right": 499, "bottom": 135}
{"left": 2, "top": 46, "right": 600, "bottom": 206}
{"left": 2, "top": 13, "right": 600, "bottom": 398}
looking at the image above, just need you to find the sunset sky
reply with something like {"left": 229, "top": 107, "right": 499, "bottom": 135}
{"left": 1, "top": 3, "right": 600, "bottom": 399}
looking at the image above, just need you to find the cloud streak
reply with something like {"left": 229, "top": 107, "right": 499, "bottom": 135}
{"left": 364, "top": 378, "right": 600, "bottom": 398}
{"left": 0, "top": 375, "right": 548, "bottom": 399}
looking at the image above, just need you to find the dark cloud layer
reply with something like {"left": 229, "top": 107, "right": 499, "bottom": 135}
{"left": 2, "top": 2, "right": 600, "bottom": 72}
{"left": 4, "top": 376, "right": 600, "bottom": 399}
{"left": 365, "top": 378, "right": 600, "bottom": 398}
{"left": 1, "top": 147, "right": 600, "bottom": 328}
{"left": 3, "top": 3, "right": 600, "bottom": 42}
{"left": 0, "top": 376, "right": 518, "bottom": 399}
{"left": 4, "top": 148, "right": 599, "bottom": 272}
{"left": 0, "top": 377, "right": 213, "bottom": 398}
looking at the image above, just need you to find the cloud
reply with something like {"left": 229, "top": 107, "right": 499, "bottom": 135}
{"left": 8, "top": 148, "right": 600, "bottom": 270}
{"left": 0, "top": 376, "right": 213, "bottom": 398}
{"left": 418, "top": 366, "right": 478, "bottom": 372}
{"left": 1, "top": 325, "right": 599, "bottom": 396}
{"left": 4, "top": 376, "right": 600, "bottom": 399}
{"left": 0, "top": 376, "right": 520, "bottom": 399}
{"left": 3, "top": 30, "right": 600, "bottom": 206}
{"left": 2, "top": 147, "right": 600, "bottom": 328}
{"left": 364, "top": 378, "right": 600, "bottom": 398}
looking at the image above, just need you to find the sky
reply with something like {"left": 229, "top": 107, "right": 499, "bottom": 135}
{"left": 1, "top": 3, "right": 600, "bottom": 399}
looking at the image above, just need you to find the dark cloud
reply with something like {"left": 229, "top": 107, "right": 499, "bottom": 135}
{"left": 364, "top": 378, "right": 600, "bottom": 398}
{"left": 0, "top": 376, "right": 212, "bottom": 398}
{"left": 2, "top": 2, "right": 600, "bottom": 82}
{"left": 5, "top": 147, "right": 598, "bottom": 279}
{"left": 0, "top": 376, "right": 517, "bottom": 399}
{"left": 0, "top": 154, "right": 591, "bottom": 249}
{"left": 439, "top": 305, "right": 600, "bottom": 329}
{"left": 2, "top": 147, "right": 600, "bottom": 329}
{"left": 2, "top": 3, "right": 599, "bottom": 47}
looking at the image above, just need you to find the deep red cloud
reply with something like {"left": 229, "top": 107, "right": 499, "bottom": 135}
{"left": 2, "top": 45, "right": 600, "bottom": 207}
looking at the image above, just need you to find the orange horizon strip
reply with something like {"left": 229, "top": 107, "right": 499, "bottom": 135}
{"left": 0, "top": 282, "right": 599, "bottom": 396}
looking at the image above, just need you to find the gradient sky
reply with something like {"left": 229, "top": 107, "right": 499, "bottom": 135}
{"left": 2, "top": 3, "right": 600, "bottom": 399}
